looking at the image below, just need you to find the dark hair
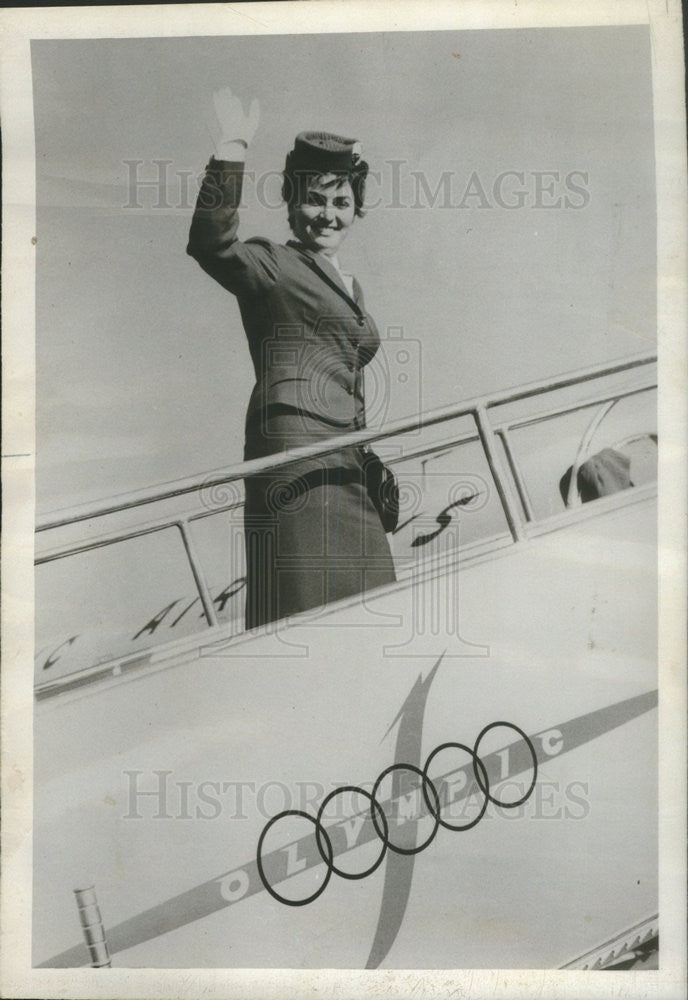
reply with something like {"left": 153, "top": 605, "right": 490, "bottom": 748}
{"left": 281, "top": 152, "right": 369, "bottom": 231}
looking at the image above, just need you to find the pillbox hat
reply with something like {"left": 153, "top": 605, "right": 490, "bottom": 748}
{"left": 290, "top": 131, "right": 363, "bottom": 173}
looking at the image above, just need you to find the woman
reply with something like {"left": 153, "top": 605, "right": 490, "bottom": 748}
{"left": 188, "top": 88, "right": 396, "bottom": 629}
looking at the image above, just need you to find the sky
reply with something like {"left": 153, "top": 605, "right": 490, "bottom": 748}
{"left": 32, "top": 25, "right": 656, "bottom": 513}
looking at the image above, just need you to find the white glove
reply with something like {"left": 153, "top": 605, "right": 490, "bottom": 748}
{"left": 207, "top": 87, "right": 260, "bottom": 161}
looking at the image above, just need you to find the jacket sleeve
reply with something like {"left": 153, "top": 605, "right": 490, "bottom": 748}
{"left": 186, "top": 157, "right": 279, "bottom": 296}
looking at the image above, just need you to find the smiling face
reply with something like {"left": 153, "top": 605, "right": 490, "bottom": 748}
{"left": 291, "top": 173, "right": 356, "bottom": 256}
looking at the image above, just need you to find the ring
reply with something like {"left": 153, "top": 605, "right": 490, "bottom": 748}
{"left": 422, "top": 742, "right": 490, "bottom": 831}
{"left": 472, "top": 722, "right": 538, "bottom": 808}
{"left": 256, "top": 810, "right": 333, "bottom": 906}
{"left": 370, "top": 763, "right": 440, "bottom": 855}
{"left": 315, "top": 786, "right": 388, "bottom": 880}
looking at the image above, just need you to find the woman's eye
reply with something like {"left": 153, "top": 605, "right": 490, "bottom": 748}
{"left": 334, "top": 199, "right": 351, "bottom": 209}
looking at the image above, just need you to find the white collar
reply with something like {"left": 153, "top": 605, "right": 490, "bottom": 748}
{"left": 329, "top": 254, "right": 353, "bottom": 280}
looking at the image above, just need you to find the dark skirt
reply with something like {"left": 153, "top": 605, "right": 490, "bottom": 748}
{"left": 243, "top": 461, "right": 396, "bottom": 630}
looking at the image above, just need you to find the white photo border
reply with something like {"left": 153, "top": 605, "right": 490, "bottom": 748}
{"left": 1, "top": 1, "right": 685, "bottom": 998}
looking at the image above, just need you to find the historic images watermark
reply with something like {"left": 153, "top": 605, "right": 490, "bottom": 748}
{"left": 123, "top": 721, "right": 583, "bottom": 825}
{"left": 122, "top": 770, "right": 591, "bottom": 823}
{"left": 123, "top": 158, "right": 591, "bottom": 212}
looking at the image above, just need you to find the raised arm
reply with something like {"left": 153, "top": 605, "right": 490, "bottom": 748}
{"left": 187, "top": 89, "right": 275, "bottom": 294}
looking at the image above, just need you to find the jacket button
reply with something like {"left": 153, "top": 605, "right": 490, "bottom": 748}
{"left": 357, "top": 316, "right": 365, "bottom": 327}
{"left": 345, "top": 385, "right": 354, "bottom": 395}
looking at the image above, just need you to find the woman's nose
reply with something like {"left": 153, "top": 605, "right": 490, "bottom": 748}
{"left": 321, "top": 203, "right": 335, "bottom": 221}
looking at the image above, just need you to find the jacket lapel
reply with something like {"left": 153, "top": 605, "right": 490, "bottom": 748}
{"left": 286, "top": 241, "right": 363, "bottom": 317}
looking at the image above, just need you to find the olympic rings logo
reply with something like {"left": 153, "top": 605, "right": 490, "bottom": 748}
{"left": 256, "top": 721, "right": 538, "bottom": 907}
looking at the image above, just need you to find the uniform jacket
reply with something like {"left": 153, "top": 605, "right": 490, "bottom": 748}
{"left": 187, "top": 158, "right": 382, "bottom": 469}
